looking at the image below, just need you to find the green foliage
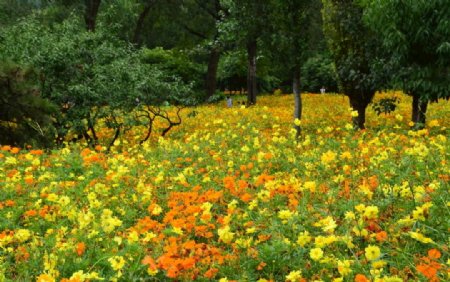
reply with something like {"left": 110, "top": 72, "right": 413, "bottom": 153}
{"left": 141, "top": 47, "right": 204, "bottom": 93}
{"left": 322, "top": 0, "right": 383, "bottom": 98}
{"left": 301, "top": 54, "right": 338, "bottom": 93}
{"left": 0, "top": 16, "right": 194, "bottom": 147}
{"left": 0, "top": 61, "right": 57, "bottom": 147}
{"left": 371, "top": 97, "right": 399, "bottom": 116}
{"left": 363, "top": 0, "right": 450, "bottom": 102}
{"left": 217, "top": 50, "right": 247, "bottom": 90}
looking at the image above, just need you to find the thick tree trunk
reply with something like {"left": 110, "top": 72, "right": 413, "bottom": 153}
{"left": 246, "top": 40, "right": 257, "bottom": 105}
{"left": 293, "top": 68, "right": 302, "bottom": 139}
{"left": 133, "top": 1, "right": 155, "bottom": 46}
{"left": 205, "top": 48, "right": 220, "bottom": 99}
{"left": 85, "top": 0, "right": 101, "bottom": 32}
{"left": 411, "top": 94, "right": 428, "bottom": 129}
{"left": 350, "top": 98, "right": 368, "bottom": 130}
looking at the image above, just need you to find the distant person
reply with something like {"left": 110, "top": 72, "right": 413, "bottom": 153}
{"left": 320, "top": 86, "right": 326, "bottom": 94}
{"left": 226, "top": 96, "right": 233, "bottom": 108}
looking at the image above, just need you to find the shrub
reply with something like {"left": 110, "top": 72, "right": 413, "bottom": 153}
{"left": 301, "top": 54, "right": 338, "bottom": 93}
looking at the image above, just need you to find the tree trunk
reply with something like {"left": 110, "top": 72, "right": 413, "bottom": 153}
{"left": 246, "top": 40, "right": 257, "bottom": 105}
{"left": 293, "top": 68, "right": 302, "bottom": 139}
{"left": 85, "top": 0, "right": 101, "bottom": 32}
{"left": 133, "top": 1, "right": 155, "bottom": 46}
{"left": 205, "top": 48, "right": 220, "bottom": 99}
{"left": 350, "top": 99, "right": 368, "bottom": 130}
{"left": 411, "top": 94, "right": 428, "bottom": 129}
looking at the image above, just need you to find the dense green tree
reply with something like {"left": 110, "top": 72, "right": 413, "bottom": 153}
{"left": 363, "top": 0, "right": 450, "bottom": 128}
{"left": 322, "top": 0, "right": 387, "bottom": 129}
{"left": 220, "top": 0, "right": 272, "bottom": 105}
{"left": 0, "top": 61, "right": 56, "bottom": 146}
{"left": 269, "top": 0, "right": 318, "bottom": 137}
{"left": 0, "top": 16, "right": 192, "bottom": 147}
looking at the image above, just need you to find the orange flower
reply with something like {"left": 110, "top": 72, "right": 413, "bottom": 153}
{"left": 15, "top": 246, "right": 30, "bottom": 262}
{"left": 256, "top": 261, "right": 267, "bottom": 270}
{"left": 24, "top": 209, "right": 38, "bottom": 217}
{"left": 76, "top": 242, "right": 86, "bottom": 256}
{"left": 240, "top": 193, "right": 253, "bottom": 202}
{"left": 376, "top": 231, "right": 388, "bottom": 242}
{"left": 30, "top": 149, "right": 44, "bottom": 155}
{"left": 203, "top": 267, "right": 218, "bottom": 279}
{"left": 416, "top": 263, "right": 438, "bottom": 279}
{"left": 142, "top": 255, "right": 158, "bottom": 272}
{"left": 1, "top": 145, "right": 11, "bottom": 151}
{"left": 428, "top": 249, "right": 441, "bottom": 259}
{"left": 354, "top": 274, "right": 370, "bottom": 282}
{"left": 5, "top": 200, "right": 15, "bottom": 207}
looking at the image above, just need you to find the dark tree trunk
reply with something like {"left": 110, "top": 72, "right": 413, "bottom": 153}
{"left": 411, "top": 94, "right": 428, "bottom": 129}
{"left": 246, "top": 40, "right": 257, "bottom": 105}
{"left": 85, "top": 0, "right": 101, "bottom": 32}
{"left": 350, "top": 98, "right": 368, "bottom": 130}
{"left": 205, "top": 48, "right": 221, "bottom": 99}
{"left": 293, "top": 68, "right": 302, "bottom": 139}
{"left": 133, "top": 1, "right": 155, "bottom": 46}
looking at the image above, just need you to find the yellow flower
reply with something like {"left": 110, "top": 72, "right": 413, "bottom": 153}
{"left": 286, "top": 270, "right": 302, "bottom": 282}
{"left": 363, "top": 206, "right": 379, "bottom": 219}
{"left": 14, "top": 229, "right": 31, "bottom": 243}
{"left": 36, "top": 273, "right": 55, "bottom": 282}
{"left": 428, "top": 119, "right": 439, "bottom": 127}
{"left": 380, "top": 276, "right": 403, "bottom": 282}
{"left": 127, "top": 231, "right": 139, "bottom": 243}
{"left": 409, "top": 231, "right": 434, "bottom": 244}
{"left": 372, "top": 260, "right": 387, "bottom": 269}
{"left": 314, "top": 216, "right": 337, "bottom": 233}
{"left": 303, "top": 181, "right": 316, "bottom": 192}
{"left": 294, "top": 118, "right": 302, "bottom": 126}
{"left": 297, "top": 231, "right": 312, "bottom": 247}
{"left": 278, "top": 210, "right": 294, "bottom": 221}
{"left": 337, "top": 259, "right": 352, "bottom": 276}
{"left": 218, "top": 226, "right": 234, "bottom": 244}
{"left": 344, "top": 211, "right": 356, "bottom": 220}
{"left": 365, "top": 245, "right": 381, "bottom": 261}
{"left": 151, "top": 204, "right": 162, "bottom": 215}
{"left": 355, "top": 204, "right": 366, "bottom": 214}
{"left": 395, "top": 114, "right": 403, "bottom": 121}
{"left": 321, "top": 150, "right": 337, "bottom": 165}
{"left": 310, "top": 248, "right": 324, "bottom": 261}
{"left": 108, "top": 256, "right": 126, "bottom": 271}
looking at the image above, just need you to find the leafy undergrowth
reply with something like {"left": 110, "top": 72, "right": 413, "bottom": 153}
{"left": 0, "top": 93, "right": 449, "bottom": 281}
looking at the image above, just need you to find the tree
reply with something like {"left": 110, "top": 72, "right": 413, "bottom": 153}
{"left": 84, "top": 0, "right": 101, "bottom": 31}
{"left": 0, "top": 61, "right": 56, "bottom": 147}
{"left": 269, "top": 0, "right": 317, "bottom": 138}
{"left": 0, "top": 16, "right": 193, "bottom": 147}
{"left": 322, "top": 0, "right": 386, "bottom": 129}
{"left": 176, "top": 0, "right": 225, "bottom": 100}
{"left": 220, "top": 0, "right": 271, "bottom": 105}
{"left": 363, "top": 0, "right": 450, "bottom": 128}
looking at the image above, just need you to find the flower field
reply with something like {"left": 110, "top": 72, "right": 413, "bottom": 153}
{"left": 0, "top": 93, "right": 449, "bottom": 282}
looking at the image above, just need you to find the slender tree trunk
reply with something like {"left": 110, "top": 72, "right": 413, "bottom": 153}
{"left": 350, "top": 98, "right": 368, "bottom": 130}
{"left": 246, "top": 40, "right": 257, "bottom": 105}
{"left": 205, "top": 48, "right": 221, "bottom": 99}
{"left": 411, "top": 94, "right": 428, "bottom": 129}
{"left": 85, "top": 0, "right": 101, "bottom": 32}
{"left": 293, "top": 68, "right": 302, "bottom": 139}
{"left": 133, "top": 1, "right": 155, "bottom": 46}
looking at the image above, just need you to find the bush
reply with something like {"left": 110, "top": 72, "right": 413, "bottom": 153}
{"left": 301, "top": 54, "right": 338, "bottom": 93}
{"left": 0, "top": 17, "right": 195, "bottom": 148}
